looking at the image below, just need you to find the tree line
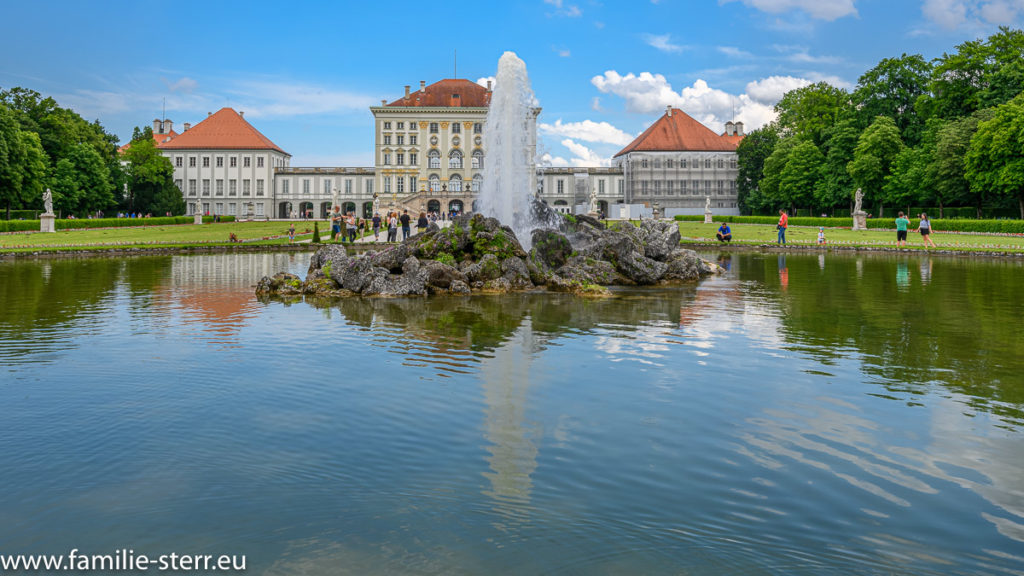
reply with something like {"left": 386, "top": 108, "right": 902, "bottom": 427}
{"left": 0, "top": 88, "right": 183, "bottom": 218}
{"left": 737, "top": 27, "right": 1024, "bottom": 219}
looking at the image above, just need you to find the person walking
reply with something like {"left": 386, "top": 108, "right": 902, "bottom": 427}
{"left": 417, "top": 212, "right": 428, "bottom": 235}
{"left": 372, "top": 213, "right": 381, "bottom": 241}
{"left": 400, "top": 209, "right": 411, "bottom": 240}
{"left": 387, "top": 212, "right": 398, "bottom": 242}
{"left": 346, "top": 212, "right": 358, "bottom": 243}
{"left": 330, "top": 205, "right": 342, "bottom": 241}
{"left": 918, "top": 213, "right": 937, "bottom": 248}
{"left": 895, "top": 211, "right": 910, "bottom": 247}
{"left": 777, "top": 209, "right": 788, "bottom": 245}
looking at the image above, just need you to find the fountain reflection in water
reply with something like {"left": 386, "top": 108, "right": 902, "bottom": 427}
{"left": 477, "top": 52, "right": 558, "bottom": 248}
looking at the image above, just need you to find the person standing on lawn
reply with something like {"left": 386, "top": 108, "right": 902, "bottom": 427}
{"left": 777, "top": 209, "right": 788, "bottom": 245}
{"left": 895, "top": 211, "right": 910, "bottom": 247}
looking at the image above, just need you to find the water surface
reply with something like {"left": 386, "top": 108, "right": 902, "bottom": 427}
{"left": 1, "top": 251, "right": 1022, "bottom": 575}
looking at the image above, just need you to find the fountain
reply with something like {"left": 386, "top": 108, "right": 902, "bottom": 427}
{"left": 477, "top": 52, "right": 560, "bottom": 248}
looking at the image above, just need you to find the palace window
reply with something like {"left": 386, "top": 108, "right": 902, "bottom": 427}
{"left": 302, "top": 179, "right": 310, "bottom": 195}
{"left": 397, "top": 176, "right": 404, "bottom": 193}
{"left": 410, "top": 135, "right": 417, "bottom": 145}
{"left": 244, "top": 157, "right": 251, "bottom": 168}
{"left": 243, "top": 180, "right": 251, "bottom": 196}
{"left": 472, "top": 174, "right": 482, "bottom": 192}
{"left": 429, "top": 122, "right": 438, "bottom": 133}
{"left": 384, "top": 176, "right": 391, "bottom": 193}
{"left": 216, "top": 157, "right": 223, "bottom": 168}
{"left": 203, "top": 179, "right": 210, "bottom": 195}
{"left": 229, "top": 179, "right": 237, "bottom": 195}
{"left": 345, "top": 180, "right": 352, "bottom": 194}
{"left": 384, "top": 135, "right": 391, "bottom": 145}
{"left": 449, "top": 149, "right": 463, "bottom": 169}
{"left": 175, "top": 157, "right": 182, "bottom": 167}
{"left": 397, "top": 153, "right": 404, "bottom": 165}
{"left": 641, "top": 159, "right": 649, "bottom": 168}
{"left": 281, "top": 180, "right": 289, "bottom": 194}
{"left": 188, "top": 180, "right": 197, "bottom": 195}
{"left": 383, "top": 121, "right": 391, "bottom": 130}
{"left": 230, "top": 157, "right": 237, "bottom": 168}
{"left": 666, "top": 159, "right": 673, "bottom": 169}
{"left": 428, "top": 149, "right": 441, "bottom": 169}
{"left": 717, "top": 159, "right": 725, "bottom": 169}
{"left": 730, "top": 158, "right": 737, "bottom": 169}
{"left": 598, "top": 179, "right": 605, "bottom": 194}
{"left": 257, "top": 180, "right": 264, "bottom": 196}
{"left": 323, "top": 179, "right": 332, "bottom": 195}
{"left": 449, "top": 174, "right": 462, "bottom": 192}
{"left": 203, "top": 157, "right": 210, "bottom": 168}
{"left": 409, "top": 176, "right": 417, "bottom": 192}
{"left": 472, "top": 150, "right": 483, "bottom": 170}
{"left": 452, "top": 122, "right": 461, "bottom": 134}
{"left": 410, "top": 153, "right": 418, "bottom": 165}
{"left": 557, "top": 180, "right": 564, "bottom": 194}
{"left": 257, "top": 157, "right": 264, "bottom": 168}
{"left": 397, "top": 135, "right": 404, "bottom": 145}
{"left": 175, "top": 179, "right": 182, "bottom": 191}
{"left": 189, "top": 157, "right": 196, "bottom": 167}
{"left": 680, "top": 159, "right": 687, "bottom": 169}
{"left": 653, "top": 158, "right": 661, "bottom": 169}
{"left": 429, "top": 174, "right": 440, "bottom": 192}
{"left": 216, "top": 179, "right": 224, "bottom": 195}
{"left": 383, "top": 153, "right": 391, "bottom": 165}
{"left": 473, "top": 123, "right": 482, "bottom": 134}
{"left": 397, "top": 122, "right": 404, "bottom": 130}
{"left": 705, "top": 159, "right": 712, "bottom": 169}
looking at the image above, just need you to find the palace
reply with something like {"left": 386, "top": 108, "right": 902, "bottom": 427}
{"left": 155, "top": 78, "right": 743, "bottom": 219}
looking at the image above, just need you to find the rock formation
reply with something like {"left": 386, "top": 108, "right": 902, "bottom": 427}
{"left": 257, "top": 213, "right": 719, "bottom": 299}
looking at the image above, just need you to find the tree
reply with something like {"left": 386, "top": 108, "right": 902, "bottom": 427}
{"left": 735, "top": 124, "right": 779, "bottom": 214}
{"left": 853, "top": 54, "right": 932, "bottom": 146}
{"left": 50, "top": 144, "right": 113, "bottom": 216}
{"left": 925, "top": 27, "right": 1024, "bottom": 120}
{"left": 847, "top": 116, "right": 903, "bottom": 217}
{"left": 965, "top": 95, "right": 1024, "bottom": 219}
{"left": 931, "top": 109, "right": 995, "bottom": 218}
{"left": 122, "top": 131, "right": 184, "bottom": 215}
{"left": 759, "top": 137, "right": 799, "bottom": 211}
{"left": 816, "top": 119, "right": 861, "bottom": 212}
{"left": 779, "top": 140, "right": 824, "bottom": 212}
{"left": 774, "top": 82, "right": 851, "bottom": 146}
{"left": 0, "top": 103, "right": 47, "bottom": 214}
{"left": 884, "top": 145, "right": 932, "bottom": 212}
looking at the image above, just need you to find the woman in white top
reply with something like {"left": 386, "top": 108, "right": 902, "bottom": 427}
{"left": 917, "top": 213, "right": 937, "bottom": 248}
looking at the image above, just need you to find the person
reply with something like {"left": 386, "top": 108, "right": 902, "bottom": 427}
{"left": 288, "top": 222, "right": 295, "bottom": 243}
{"left": 346, "top": 212, "right": 358, "bottom": 243}
{"left": 777, "top": 209, "right": 788, "bottom": 245}
{"left": 716, "top": 222, "right": 732, "bottom": 243}
{"left": 387, "top": 212, "right": 398, "bottom": 242}
{"left": 330, "top": 206, "right": 342, "bottom": 241}
{"left": 417, "top": 212, "right": 428, "bottom": 234}
{"left": 372, "top": 212, "right": 381, "bottom": 241}
{"left": 895, "top": 211, "right": 910, "bottom": 247}
{"left": 918, "top": 213, "right": 937, "bottom": 248}
{"left": 400, "top": 209, "right": 411, "bottom": 240}
{"left": 817, "top": 226, "right": 826, "bottom": 245}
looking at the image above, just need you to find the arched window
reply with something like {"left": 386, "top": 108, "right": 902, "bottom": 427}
{"left": 449, "top": 174, "right": 462, "bottom": 192}
{"left": 429, "top": 174, "right": 440, "bottom": 192}
{"left": 472, "top": 150, "right": 484, "bottom": 170}
{"left": 449, "top": 149, "right": 463, "bottom": 169}
{"left": 472, "top": 174, "right": 483, "bottom": 192}
{"left": 428, "top": 149, "right": 440, "bottom": 169}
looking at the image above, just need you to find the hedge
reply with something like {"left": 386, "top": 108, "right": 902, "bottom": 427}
{"left": 673, "top": 215, "right": 1024, "bottom": 234}
{"left": 1, "top": 210, "right": 42, "bottom": 221}
{"left": 0, "top": 215, "right": 236, "bottom": 232}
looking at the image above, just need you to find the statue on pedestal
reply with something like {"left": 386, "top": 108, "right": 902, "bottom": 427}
{"left": 43, "top": 188, "right": 54, "bottom": 215}
{"left": 854, "top": 188, "right": 864, "bottom": 214}
{"left": 704, "top": 195, "right": 713, "bottom": 224}
{"left": 588, "top": 187, "right": 599, "bottom": 216}
{"left": 852, "top": 188, "right": 868, "bottom": 231}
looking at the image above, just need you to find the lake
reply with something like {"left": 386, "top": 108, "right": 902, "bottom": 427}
{"left": 1, "top": 250, "right": 1022, "bottom": 575}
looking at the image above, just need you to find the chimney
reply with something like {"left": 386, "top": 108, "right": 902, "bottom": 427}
{"left": 153, "top": 119, "right": 161, "bottom": 133}
{"left": 184, "top": 122, "right": 191, "bottom": 131}
{"left": 487, "top": 80, "right": 492, "bottom": 92}
{"left": 404, "top": 85, "right": 410, "bottom": 98}
{"left": 239, "top": 111, "right": 244, "bottom": 118}
{"left": 666, "top": 106, "right": 672, "bottom": 117}
{"left": 725, "top": 121, "right": 735, "bottom": 136}
{"left": 735, "top": 121, "right": 744, "bottom": 136}
{"left": 165, "top": 119, "right": 173, "bottom": 134}
{"left": 208, "top": 112, "right": 212, "bottom": 116}
{"left": 381, "top": 99, "right": 387, "bottom": 105}
{"left": 420, "top": 80, "right": 426, "bottom": 93}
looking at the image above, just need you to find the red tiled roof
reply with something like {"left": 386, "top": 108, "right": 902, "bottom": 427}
{"left": 157, "top": 108, "right": 288, "bottom": 154}
{"left": 614, "top": 108, "right": 740, "bottom": 157}
{"left": 118, "top": 130, "right": 178, "bottom": 154}
{"left": 386, "top": 79, "right": 491, "bottom": 108}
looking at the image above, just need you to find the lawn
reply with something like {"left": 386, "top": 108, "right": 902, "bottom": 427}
{"left": 0, "top": 220, "right": 328, "bottom": 250}
{"left": 674, "top": 221, "right": 1024, "bottom": 252}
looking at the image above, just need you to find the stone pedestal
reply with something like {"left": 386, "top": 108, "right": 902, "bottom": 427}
{"left": 194, "top": 213, "right": 203, "bottom": 225}
{"left": 852, "top": 211, "right": 867, "bottom": 231}
{"left": 704, "top": 211, "right": 713, "bottom": 224}
{"left": 40, "top": 213, "right": 56, "bottom": 233}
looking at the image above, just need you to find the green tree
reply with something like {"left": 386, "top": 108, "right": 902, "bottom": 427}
{"left": 779, "top": 140, "right": 824, "bottom": 212}
{"left": 853, "top": 53, "right": 932, "bottom": 146}
{"left": 774, "top": 82, "right": 851, "bottom": 146}
{"left": 0, "top": 103, "right": 48, "bottom": 214}
{"left": 735, "top": 124, "right": 779, "bottom": 214}
{"left": 759, "top": 137, "right": 799, "bottom": 211}
{"left": 848, "top": 116, "right": 903, "bottom": 217}
{"left": 883, "top": 145, "right": 932, "bottom": 212}
{"left": 924, "top": 27, "right": 1024, "bottom": 120}
{"left": 816, "top": 119, "right": 861, "bottom": 212}
{"left": 122, "top": 131, "right": 184, "bottom": 216}
{"left": 965, "top": 95, "right": 1024, "bottom": 219}
{"left": 49, "top": 143, "right": 113, "bottom": 216}
{"left": 932, "top": 109, "right": 995, "bottom": 218}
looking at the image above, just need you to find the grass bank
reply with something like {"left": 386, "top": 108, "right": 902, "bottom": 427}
{"left": 674, "top": 221, "right": 1024, "bottom": 253}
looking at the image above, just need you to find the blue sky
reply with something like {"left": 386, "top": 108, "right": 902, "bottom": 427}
{"left": 1, "top": 0, "right": 1021, "bottom": 166}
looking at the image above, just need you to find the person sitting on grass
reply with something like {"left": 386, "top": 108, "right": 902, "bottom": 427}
{"left": 716, "top": 222, "right": 732, "bottom": 243}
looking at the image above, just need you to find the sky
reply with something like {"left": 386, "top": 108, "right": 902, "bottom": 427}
{"left": 1, "top": 0, "right": 1022, "bottom": 167}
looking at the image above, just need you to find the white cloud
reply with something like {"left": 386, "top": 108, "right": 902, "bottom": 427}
{"left": 921, "top": 0, "right": 1024, "bottom": 29}
{"left": 543, "top": 0, "right": 583, "bottom": 17}
{"left": 561, "top": 139, "right": 612, "bottom": 167}
{"left": 643, "top": 33, "right": 686, "bottom": 53}
{"left": 163, "top": 77, "right": 197, "bottom": 93}
{"left": 592, "top": 70, "right": 837, "bottom": 133}
{"left": 591, "top": 96, "right": 603, "bottom": 111}
{"left": 557, "top": 48, "right": 572, "bottom": 57}
{"left": 539, "top": 119, "right": 635, "bottom": 145}
{"left": 745, "top": 75, "right": 812, "bottom": 104}
{"left": 541, "top": 153, "right": 570, "bottom": 167}
{"left": 476, "top": 76, "right": 496, "bottom": 89}
{"left": 718, "top": 46, "right": 754, "bottom": 58}
{"left": 721, "top": 0, "right": 858, "bottom": 20}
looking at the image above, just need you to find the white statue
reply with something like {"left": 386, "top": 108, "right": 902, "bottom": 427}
{"left": 43, "top": 188, "right": 53, "bottom": 215}
{"left": 589, "top": 187, "right": 599, "bottom": 214}
{"left": 705, "top": 196, "right": 711, "bottom": 212}
{"left": 854, "top": 188, "right": 864, "bottom": 214}
{"left": 194, "top": 201, "right": 202, "bottom": 215}
{"left": 373, "top": 192, "right": 380, "bottom": 214}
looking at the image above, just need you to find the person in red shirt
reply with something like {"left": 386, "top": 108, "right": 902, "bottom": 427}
{"left": 777, "top": 209, "right": 788, "bottom": 245}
